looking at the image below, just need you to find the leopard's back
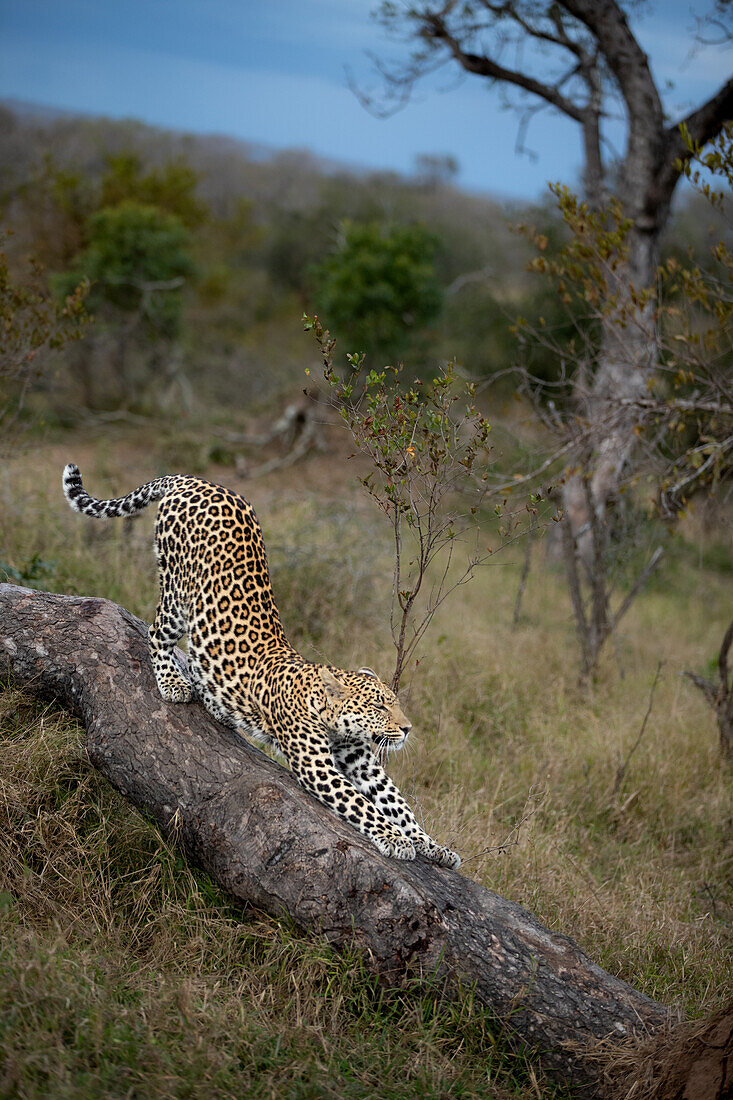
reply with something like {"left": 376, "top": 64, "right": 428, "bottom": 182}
{"left": 152, "top": 479, "right": 292, "bottom": 713}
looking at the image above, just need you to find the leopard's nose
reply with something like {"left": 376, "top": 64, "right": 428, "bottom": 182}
{"left": 400, "top": 723, "right": 412, "bottom": 736}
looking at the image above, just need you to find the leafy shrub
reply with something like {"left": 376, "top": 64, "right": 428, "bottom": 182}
{"left": 55, "top": 201, "right": 193, "bottom": 339}
{"left": 309, "top": 220, "right": 442, "bottom": 365}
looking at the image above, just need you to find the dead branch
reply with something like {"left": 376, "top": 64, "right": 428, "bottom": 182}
{"left": 512, "top": 510, "right": 536, "bottom": 629}
{"left": 612, "top": 661, "right": 664, "bottom": 797}
{"left": 609, "top": 546, "right": 664, "bottom": 634}
{"left": 684, "top": 617, "right": 733, "bottom": 762}
{"left": 237, "top": 399, "right": 328, "bottom": 478}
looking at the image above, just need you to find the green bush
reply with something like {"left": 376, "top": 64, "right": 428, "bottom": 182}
{"left": 54, "top": 201, "right": 193, "bottom": 339}
{"left": 309, "top": 221, "right": 442, "bottom": 365}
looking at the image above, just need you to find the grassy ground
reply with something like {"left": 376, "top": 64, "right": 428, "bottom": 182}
{"left": 1, "top": 422, "right": 731, "bottom": 1098}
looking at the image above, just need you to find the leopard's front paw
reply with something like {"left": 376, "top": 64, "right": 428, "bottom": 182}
{"left": 433, "top": 845, "right": 461, "bottom": 870}
{"left": 158, "top": 679, "right": 194, "bottom": 704}
{"left": 373, "top": 830, "right": 416, "bottom": 860}
{"left": 414, "top": 836, "right": 461, "bottom": 869}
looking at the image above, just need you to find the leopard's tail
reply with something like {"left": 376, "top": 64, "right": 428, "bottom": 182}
{"left": 62, "top": 463, "right": 179, "bottom": 519}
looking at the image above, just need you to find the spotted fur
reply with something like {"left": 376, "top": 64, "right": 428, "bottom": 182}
{"left": 62, "top": 464, "right": 460, "bottom": 867}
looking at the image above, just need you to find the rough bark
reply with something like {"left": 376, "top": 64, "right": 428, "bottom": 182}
{"left": 0, "top": 583, "right": 673, "bottom": 1094}
{"left": 558, "top": 2, "right": 733, "bottom": 518}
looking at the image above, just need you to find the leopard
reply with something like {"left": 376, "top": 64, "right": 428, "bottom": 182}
{"left": 62, "top": 464, "right": 460, "bottom": 868}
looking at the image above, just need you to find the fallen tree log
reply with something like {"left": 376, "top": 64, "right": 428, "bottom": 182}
{"left": 0, "top": 583, "right": 671, "bottom": 1094}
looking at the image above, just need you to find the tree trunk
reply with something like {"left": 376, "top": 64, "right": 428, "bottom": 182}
{"left": 563, "top": 1, "right": 673, "bottom": 531}
{"left": 583, "top": 215, "right": 665, "bottom": 527}
{"left": 0, "top": 583, "right": 673, "bottom": 1094}
{"left": 562, "top": 212, "right": 664, "bottom": 627}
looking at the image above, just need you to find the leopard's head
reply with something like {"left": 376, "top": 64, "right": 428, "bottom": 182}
{"left": 316, "top": 666, "right": 411, "bottom": 752}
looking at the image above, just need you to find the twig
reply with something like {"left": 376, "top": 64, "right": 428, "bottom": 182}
{"left": 610, "top": 546, "right": 664, "bottom": 632}
{"left": 612, "top": 660, "right": 664, "bottom": 797}
{"left": 698, "top": 882, "right": 720, "bottom": 921}
{"left": 717, "top": 619, "right": 733, "bottom": 696}
{"left": 553, "top": 499, "right": 592, "bottom": 678}
{"left": 461, "top": 785, "right": 545, "bottom": 863}
{"left": 512, "top": 510, "right": 536, "bottom": 629}
{"left": 243, "top": 414, "right": 327, "bottom": 478}
{"left": 682, "top": 669, "right": 718, "bottom": 707}
{"left": 683, "top": 615, "right": 733, "bottom": 761}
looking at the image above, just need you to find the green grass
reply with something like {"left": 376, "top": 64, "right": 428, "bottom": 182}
{"left": 0, "top": 693, "right": 560, "bottom": 1100}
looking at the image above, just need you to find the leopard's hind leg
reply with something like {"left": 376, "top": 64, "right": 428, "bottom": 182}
{"left": 149, "top": 579, "right": 194, "bottom": 704}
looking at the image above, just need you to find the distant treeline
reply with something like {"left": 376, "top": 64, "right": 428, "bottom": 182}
{"left": 0, "top": 101, "right": 723, "bottom": 421}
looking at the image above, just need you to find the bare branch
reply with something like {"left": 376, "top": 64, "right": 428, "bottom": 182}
{"left": 512, "top": 509, "right": 536, "bottom": 628}
{"left": 561, "top": 0, "right": 664, "bottom": 132}
{"left": 422, "top": 10, "right": 586, "bottom": 122}
{"left": 684, "top": 616, "right": 733, "bottom": 762}
{"left": 610, "top": 546, "right": 664, "bottom": 633}
{"left": 481, "top": 0, "right": 585, "bottom": 57}
{"left": 612, "top": 661, "right": 663, "bottom": 797}
{"left": 683, "top": 669, "right": 719, "bottom": 708}
{"left": 718, "top": 619, "right": 733, "bottom": 697}
{"left": 655, "top": 76, "right": 733, "bottom": 205}
{"left": 461, "top": 781, "right": 546, "bottom": 863}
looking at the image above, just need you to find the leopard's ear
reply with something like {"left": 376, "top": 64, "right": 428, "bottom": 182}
{"left": 319, "top": 667, "right": 350, "bottom": 703}
{"left": 358, "top": 666, "right": 379, "bottom": 680}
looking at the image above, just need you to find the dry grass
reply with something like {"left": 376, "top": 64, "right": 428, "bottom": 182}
{"left": 1, "top": 425, "right": 732, "bottom": 1096}
{"left": 0, "top": 692, "right": 558, "bottom": 1099}
{"left": 394, "top": 560, "right": 733, "bottom": 1014}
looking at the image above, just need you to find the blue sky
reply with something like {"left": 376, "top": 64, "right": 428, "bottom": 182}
{"left": 1, "top": 0, "right": 731, "bottom": 199}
